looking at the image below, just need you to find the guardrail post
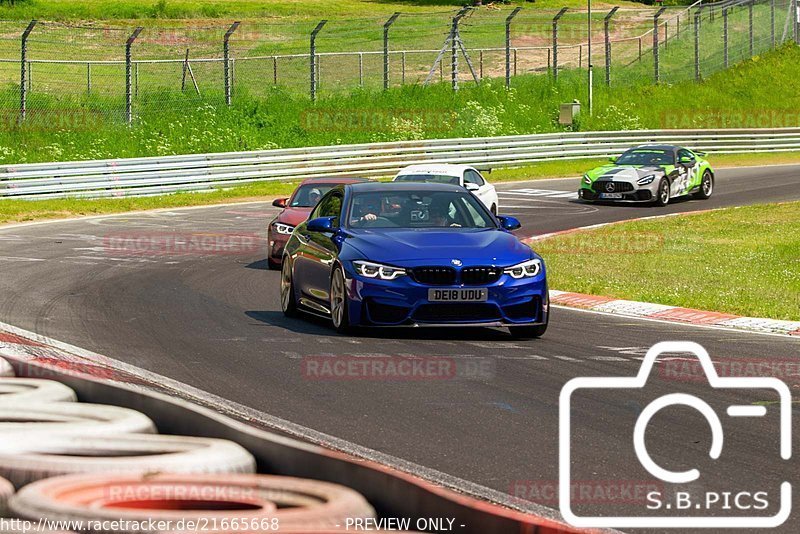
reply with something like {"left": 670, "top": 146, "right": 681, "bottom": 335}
{"left": 310, "top": 20, "right": 327, "bottom": 101}
{"left": 19, "top": 20, "right": 37, "bottom": 123}
{"left": 223, "top": 22, "right": 240, "bottom": 107}
{"left": 125, "top": 26, "right": 143, "bottom": 125}
{"left": 723, "top": 7, "right": 729, "bottom": 68}
{"left": 749, "top": 0, "right": 754, "bottom": 56}
{"left": 604, "top": 7, "right": 618, "bottom": 86}
{"left": 552, "top": 8, "right": 568, "bottom": 82}
{"left": 383, "top": 12, "right": 400, "bottom": 91}
{"left": 653, "top": 7, "right": 666, "bottom": 83}
{"left": 694, "top": 12, "right": 701, "bottom": 81}
{"left": 505, "top": 7, "right": 522, "bottom": 89}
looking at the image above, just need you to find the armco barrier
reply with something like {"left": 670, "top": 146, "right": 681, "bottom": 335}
{"left": 0, "top": 347, "right": 589, "bottom": 534}
{"left": 1, "top": 128, "right": 799, "bottom": 199}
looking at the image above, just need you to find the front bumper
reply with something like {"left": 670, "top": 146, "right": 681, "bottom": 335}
{"left": 578, "top": 183, "right": 656, "bottom": 203}
{"left": 343, "top": 268, "right": 549, "bottom": 327}
{"left": 268, "top": 231, "right": 290, "bottom": 262}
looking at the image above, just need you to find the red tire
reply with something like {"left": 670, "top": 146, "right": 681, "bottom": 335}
{"left": 0, "top": 378, "right": 77, "bottom": 404}
{"left": 0, "top": 434, "right": 256, "bottom": 488}
{"left": 11, "top": 473, "right": 375, "bottom": 532}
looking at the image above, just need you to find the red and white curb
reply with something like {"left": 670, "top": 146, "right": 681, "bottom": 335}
{"left": 550, "top": 290, "right": 800, "bottom": 337}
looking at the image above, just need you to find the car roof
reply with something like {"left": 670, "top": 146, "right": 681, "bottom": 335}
{"left": 395, "top": 164, "right": 475, "bottom": 176}
{"left": 627, "top": 144, "right": 679, "bottom": 151}
{"left": 299, "top": 177, "right": 369, "bottom": 186}
{"left": 347, "top": 181, "right": 466, "bottom": 193}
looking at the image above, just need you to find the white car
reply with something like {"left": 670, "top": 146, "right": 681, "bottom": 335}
{"left": 393, "top": 164, "right": 499, "bottom": 214}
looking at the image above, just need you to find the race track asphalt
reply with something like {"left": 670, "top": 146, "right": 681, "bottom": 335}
{"left": 0, "top": 164, "right": 798, "bottom": 532}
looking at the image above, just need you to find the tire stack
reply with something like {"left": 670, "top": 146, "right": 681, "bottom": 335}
{"left": 0, "top": 356, "right": 394, "bottom": 533}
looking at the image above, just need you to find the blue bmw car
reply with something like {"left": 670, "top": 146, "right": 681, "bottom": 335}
{"left": 280, "top": 182, "right": 549, "bottom": 338}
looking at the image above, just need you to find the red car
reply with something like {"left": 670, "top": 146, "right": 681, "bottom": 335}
{"left": 267, "top": 177, "right": 368, "bottom": 270}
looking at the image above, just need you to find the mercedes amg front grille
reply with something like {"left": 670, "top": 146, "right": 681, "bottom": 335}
{"left": 593, "top": 181, "right": 635, "bottom": 193}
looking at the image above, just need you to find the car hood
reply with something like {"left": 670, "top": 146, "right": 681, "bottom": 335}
{"left": 275, "top": 207, "right": 313, "bottom": 226}
{"left": 343, "top": 228, "right": 533, "bottom": 265}
{"left": 588, "top": 165, "right": 665, "bottom": 184}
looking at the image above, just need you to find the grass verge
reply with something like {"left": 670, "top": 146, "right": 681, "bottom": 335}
{"left": 538, "top": 201, "right": 800, "bottom": 321}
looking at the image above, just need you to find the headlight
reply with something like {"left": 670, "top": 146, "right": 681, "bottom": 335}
{"left": 272, "top": 223, "right": 295, "bottom": 235}
{"left": 353, "top": 260, "right": 406, "bottom": 281}
{"left": 582, "top": 174, "right": 592, "bottom": 185}
{"left": 503, "top": 258, "right": 542, "bottom": 279}
{"left": 637, "top": 174, "right": 656, "bottom": 185}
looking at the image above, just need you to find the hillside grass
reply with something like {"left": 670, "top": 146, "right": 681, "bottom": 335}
{"left": 2, "top": 43, "right": 799, "bottom": 166}
{"left": 538, "top": 201, "right": 800, "bottom": 321}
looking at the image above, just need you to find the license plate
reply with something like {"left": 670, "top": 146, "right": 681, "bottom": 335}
{"left": 599, "top": 193, "right": 624, "bottom": 199}
{"left": 428, "top": 288, "right": 488, "bottom": 302}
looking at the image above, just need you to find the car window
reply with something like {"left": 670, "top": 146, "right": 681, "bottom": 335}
{"left": 289, "top": 184, "right": 336, "bottom": 207}
{"left": 677, "top": 149, "right": 695, "bottom": 162}
{"left": 348, "top": 191, "right": 494, "bottom": 229}
{"left": 394, "top": 174, "right": 461, "bottom": 186}
{"left": 464, "top": 170, "right": 485, "bottom": 187}
{"left": 616, "top": 150, "right": 675, "bottom": 166}
{"left": 311, "top": 192, "right": 343, "bottom": 227}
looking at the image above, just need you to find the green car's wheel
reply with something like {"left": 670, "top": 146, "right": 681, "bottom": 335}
{"left": 280, "top": 258, "right": 298, "bottom": 318}
{"left": 654, "top": 178, "right": 671, "bottom": 206}
{"left": 694, "top": 170, "right": 714, "bottom": 200}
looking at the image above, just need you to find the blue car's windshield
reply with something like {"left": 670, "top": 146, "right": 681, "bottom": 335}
{"left": 616, "top": 149, "right": 674, "bottom": 166}
{"left": 348, "top": 191, "right": 495, "bottom": 229}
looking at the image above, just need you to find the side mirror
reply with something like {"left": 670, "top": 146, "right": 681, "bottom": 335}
{"left": 465, "top": 183, "right": 480, "bottom": 192}
{"left": 496, "top": 215, "right": 522, "bottom": 232}
{"left": 307, "top": 216, "right": 336, "bottom": 233}
{"left": 608, "top": 156, "right": 617, "bottom": 163}
{"left": 679, "top": 156, "right": 696, "bottom": 166}
{"left": 272, "top": 198, "right": 288, "bottom": 208}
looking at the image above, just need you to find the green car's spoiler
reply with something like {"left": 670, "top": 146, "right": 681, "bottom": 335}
{"left": 694, "top": 150, "right": 708, "bottom": 157}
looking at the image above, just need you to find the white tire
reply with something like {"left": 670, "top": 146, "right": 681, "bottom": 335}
{"left": 0, "top": 378, "right": 77, "bottom": 404}
{"left": 0, "top": 358, "right": 13, "bottom": 378}
{"left": 0, "top": 476, "right": 12, "bottom": 517}
{"left": 11, "top": 473, "right": 375, "bottom": 531}
{"left": 0, "top": 434, "right": 256, "bottom": 488}
{"left": 0, "top": 402, "right": 155, "bottom": 437}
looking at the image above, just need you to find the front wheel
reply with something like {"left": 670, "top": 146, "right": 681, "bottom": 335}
{"left": 693, "top": 170, "right": 714, "bottom": 199}
{"left": 654, "top": 178, "right": 670, "bottom": 206}
{"left": 330, "top": 267, "right": 355, "bottom": 335}
{"left": 280, "top": 258, "right": 298, "bottom": 317}
{"left": 509, "top": 323, "right": 548, "bottom": 339}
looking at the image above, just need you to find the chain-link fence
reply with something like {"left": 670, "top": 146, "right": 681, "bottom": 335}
{"left": 1, "top": 0, "right": 798, "bottom": 126}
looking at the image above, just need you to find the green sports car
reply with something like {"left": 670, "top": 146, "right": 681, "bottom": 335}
{"left": 578, "top": 144, "right": 715, "bottom": 205}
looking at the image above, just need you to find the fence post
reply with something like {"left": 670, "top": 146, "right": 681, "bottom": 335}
{"left": 505, "top": 7, "right": 522, "bottom": 89}
{"left": 653, "top": 7, "right": 666, "bottom": 83}
{"left": 552, "top": 8, "right": 568, "bottom": 82}
{"left": 310, "top": 20, "right": 327, "bottom": 101}
{"left": 749, "top": 0, "right": 754, "bottom": 56}
{"left": 450, "top": 8, "right": 470, "bottom": 91}
{"left": 770, "top": 0, "right": 775, "bottom": 48}
{"left": 383, "top": 12, "right": 400, "bottom": 91}
{"left": 125, "top": 26, "right": 143, "bottom": 125}
{"left": 223, "top": 22, "right": 240, "bottom": 106}
{"left": 401, "top": 51, "right": 406, "bottom": 84}
{"left": 694, "top": 12, "right": 701, "bottom": 81}
{"left": 794, "top": 0, "right": 799, "bottom": 44}
{"left": 87, "top": 63, "right": 91, "bottom": 94}
{"left": 19, "top": 20, "right": 37, "bottom": 123}
{"left": 604, "top": 7, "right": 618, "bottom": 86}
{"left": 273, "top": 56, "right": 277, "bottom": 85}
{"left": 723, "top": 7, "right": 729, "bottom": 68}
